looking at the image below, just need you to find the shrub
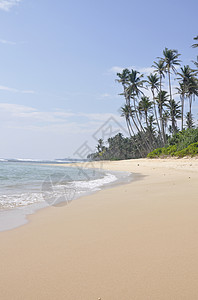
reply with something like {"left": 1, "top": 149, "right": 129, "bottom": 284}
{"left": 147, "top": 148, "right": 163, "bottom": 158}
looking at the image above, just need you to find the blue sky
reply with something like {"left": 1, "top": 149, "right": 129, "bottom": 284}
{"left": 0, "top": 0, "right": 197, "bottom": 159}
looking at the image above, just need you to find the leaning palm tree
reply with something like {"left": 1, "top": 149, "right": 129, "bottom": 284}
{"left": 126, "top": 70, "right": 152, "bottom": 152}
{"left": 120, "top": 105, "right": 134, "bottom": 137}
{"left": 120, "top": 105, "right": 144, "bottom": 157}
{"left": 155, "top": 90, "right": 169, "bottom": 143}
{"left": 146, "top": 73, "right": 163, "bottom": 141}
{"left": 126, "top": 70, "right": 145, "bottom": 131}
{"left": 192, "top": 35, "right": 198, "bottom": 48}
{"left": 161, "top": 48, "right": 181, "bottom": 102}
{"left": 138, "top": 96, "right": 153, "bottom": 128}
{"left": 138, "top": 96, "right": 156, "bottom": 147}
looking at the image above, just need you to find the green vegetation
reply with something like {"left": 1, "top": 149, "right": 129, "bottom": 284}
{"left": 147, "top": 128, "right": 198, "bottom": 158}
{"left": 89, "top": 36, "right": 198, "bottom": 160}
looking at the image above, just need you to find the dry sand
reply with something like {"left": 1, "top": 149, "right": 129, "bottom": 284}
{"left": 1, "top": 158, "right": 198, "bottom": 300}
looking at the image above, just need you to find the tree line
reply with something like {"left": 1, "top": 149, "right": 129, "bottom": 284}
{"left": 89, "top": 36, "right": 198, "bottom": 160}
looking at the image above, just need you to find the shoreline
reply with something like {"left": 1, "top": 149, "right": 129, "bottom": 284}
{"left": 1, "top": 158, "right": 198, "bottom": 299}
{"left": 0, "top": 165, "right": 133, "bottom": 232}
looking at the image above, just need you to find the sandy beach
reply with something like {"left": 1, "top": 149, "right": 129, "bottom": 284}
{"left": 1, "top": 158, "right": 198, "bottom": 299}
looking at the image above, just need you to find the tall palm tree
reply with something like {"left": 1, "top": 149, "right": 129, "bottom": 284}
{"left": 155, "top": 90, "right": 169, "bottom": 143}
{"left": 161, "top": 48, "right": 181, "bottom": 102}
{"left": 121, "top": 105, "right": 144, "bottom": 157}
{"left": 126, "top": 70, "right": 145, "bottom": 132}
{"left": 146, "top": 73, "right": 163, "bottom": 140}
{"left": 152, "top": 59, "right": 165, "bottom": 95}
{"left": 187, "top": 76, "right": 198, "bottom": 115}
{"left": 176, "top": 83, "right": 185, "bottom": 131}
{"left": 116, "top": 69, "right": 130, "bottom": 105}
{"left": 126, "top": 70, "right": 152, "bottom": 151}
{"left": 177, "top": 65, "right": 198, "bottom": 129}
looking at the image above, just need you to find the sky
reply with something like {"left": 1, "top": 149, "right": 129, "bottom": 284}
{"left": 0, "top": 0, "right": 197, "bottom": 159}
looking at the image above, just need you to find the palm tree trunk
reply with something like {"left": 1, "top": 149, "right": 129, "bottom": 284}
{"left": 152, "top": 89, "right": 163, "bottom": 146}
{"left": 127, "top": 118, "right": 144, "bottom": 157}
{"left": 133, "top": 98, "right": 153, "bottom": 152}
{"left": 189, "top": 95, "right": 192, "bottom": 115}
{"left": 168, "top": 67, "right": 172, "bottom": 102}
{"left": 129, "top": 109, "right": 148, "bottom": 155}
{"left": 159, "top": 75, "right": 166, "bottom": 145}
{"left": 181, "top": 96, "right": 184, "bottom": 130}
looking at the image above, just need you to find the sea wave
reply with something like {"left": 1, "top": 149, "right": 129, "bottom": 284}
{"left": 0, "top": 172, "right": 119, "bottom": 210}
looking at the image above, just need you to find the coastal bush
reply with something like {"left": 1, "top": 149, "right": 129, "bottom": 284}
{"left": 174, "top": 142, "right": 198, "bottom": 157}
{"left": 166, "top": 145, "right": 177, "bottom": 155}
{"left": 147, "top": 148, "right": 163, "bottom": 158}
{"left": 169, "top": 128, "right": 198, "bottom": 150}
{"left": 147, "top": 142, "right": 198, "bottom": 158}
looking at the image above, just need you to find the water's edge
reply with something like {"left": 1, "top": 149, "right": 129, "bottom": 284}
{"left": 0, "top": 167, "right": 138, "bottom": 232}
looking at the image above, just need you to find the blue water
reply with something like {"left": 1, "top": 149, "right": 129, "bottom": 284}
{"left": 0, "top": 161, "right": 132, "bottom": 231}
{"left": 0, "top": 161, "right": 119, "bottom": 209}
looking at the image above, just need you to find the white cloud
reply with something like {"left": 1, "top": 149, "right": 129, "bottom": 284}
{"left": 0, "top": 38, "right": 16, "bottom": 45}
{"left": 0, "top": 85, "right": 35, "bottom": 94}
{"left": 0, "top": 103, "right": 122, "bottom": 126}
{"left": 100, "top": 93, "right": 111, "bottom": 98}
{"left": 0, "top": 0, "right": 22, "bottom": 11}
{"left": 109, "top": 66, "right": 154, "bottom": 76}
{"left": 110, "top": 66, "right": 124, "bottom": 73}
{"left": 0, "top": 103, "right": 128, "bottom": 159}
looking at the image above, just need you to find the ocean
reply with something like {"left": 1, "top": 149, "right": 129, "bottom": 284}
{"left": 0, "top": 160, "right": 132, "bottom": 231}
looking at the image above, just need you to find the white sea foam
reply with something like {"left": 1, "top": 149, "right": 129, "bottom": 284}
{"left": 0, "top": 193, "right": 44, "bottom": 209}
{"left": 70, "top": 173, "right": 117, "bottom": 191}
{"left": 0, "top": 172, "right": 120, "bottom": 210}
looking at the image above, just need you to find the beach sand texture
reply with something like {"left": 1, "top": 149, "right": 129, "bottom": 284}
{"left": 1, "top": 158, "right": 198, "bottom": 300}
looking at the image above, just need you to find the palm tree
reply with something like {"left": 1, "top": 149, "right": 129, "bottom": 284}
{"left": 166, "top": 100, "right": 181, "bottom": 134}
{"left": 161, "top": 48, "right": 181, "bottom": 102}
{"left": 97, "top": 139, "right": 105, "bottom": 153}
{"left": 116, "top": 68, "right": 130, "bottom": 105}
{"left": 138, "top": 96, "right": 156, "bottom": 147}
{"left": 146, "top": 73, "right": 163, "bottom": 141}
{"left": 147, "top": 115, "right": 157, "bottom": 138}
{"left": 176, "top": 83, "right": 185, "bottom": 131}
{"left": 152, "top": 59, "right": 166, "bottom": 143}
{"left": 126, "top": 70, "right": 153, "bottom": 152}
{"left": 162, "top": 111, "right": 169, "bottom": 136}
{"left": 152, "top": 59, "right": 165, "bottom": 95}
{"left": 121, "top": 105, "right": 144, "bottom": 157}
{"left": 155, "top": 90, "right": 169, "bottom": 143}
{"left": 192, "top": 36, "right": 198, "bottom": 48}
{"left": 185, "top": 112, "right": 195, "bottom": 129}
{"left": 177, "top": 65, "right": 198, "bottom": 129}
{"left": 138, "top": 96, "right": 153, "bottom": 128}
{"left": 120, "top": 105, "right": 133, "bottom": 137}
{"left": 187, "top": 76, "right": 198, "bottom": 115}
